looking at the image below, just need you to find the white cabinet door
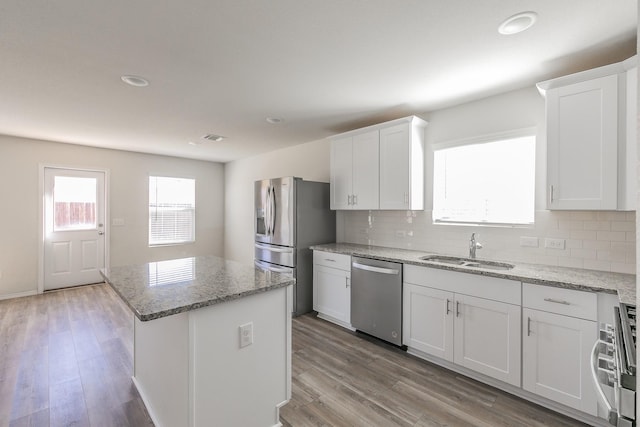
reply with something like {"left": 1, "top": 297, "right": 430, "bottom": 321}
{"left": 330, "top": 136, "right": 353, "bottom": 210}
{"left": 454, "top": 294, "right": 521, "bottom": 387}
{"left": 403, "top": 283, "right": 453, "bottom": 361}
{"left": 379, "top": 121, "right": 425, "bottom": 210}
{"left": 546, "top": 74, "right": 618, "bottom": 210}
{"left": 522, "top": 308, "right": 597, "bottom": 415}
{"left": 313, "top": 264, "right": 350, "bottom": 325}
{"left": 352, "top": 130, "right": 379, "bottom": 209}
{"left": 380, "top": 123, "right": 410, "bottom": 210}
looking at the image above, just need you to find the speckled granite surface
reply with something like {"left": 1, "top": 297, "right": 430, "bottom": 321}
{"left": 100, "top": 255, "right": 294, "bottom": 321}
{"left": 311, "top": 243, "right": 636, "bottom": 305}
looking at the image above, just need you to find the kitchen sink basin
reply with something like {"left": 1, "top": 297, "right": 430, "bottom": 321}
{"left": 419, "top": 255, "right": 514, "bottom": 271}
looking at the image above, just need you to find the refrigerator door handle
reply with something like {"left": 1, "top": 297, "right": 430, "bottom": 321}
{"left": 270, "top": 186, "right": 276, "bottom": 236}
{"left": 254, "top": 260, "right": 293, "bottom": 274}
{"left": 265, "top": 185, "right": 272, "bottom": 235}
{"left": 264, "top": 186, "right": 269, "bottom": 235}
{"left": 255, "top": 243, "right": 293, "bottom": 253}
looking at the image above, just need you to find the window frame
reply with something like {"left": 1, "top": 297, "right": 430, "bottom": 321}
{"left": 148, "top": 175, "right": 196, "bottom": 247}
{"left": 432, "top": 127, "right": 537, "bottom": 227}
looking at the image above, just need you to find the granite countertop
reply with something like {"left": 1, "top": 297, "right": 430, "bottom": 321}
{"left": 311, "top": 243, "right": 636, "bottom": 305}
{"left": 100, "top": 255, "right": 294, "bottom": 321}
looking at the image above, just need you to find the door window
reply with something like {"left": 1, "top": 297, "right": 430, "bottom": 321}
{"left": 53, "top": 176, "right": 97, "bottom": 231}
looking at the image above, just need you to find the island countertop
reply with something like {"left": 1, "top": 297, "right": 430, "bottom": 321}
{"left": 100, "top": 255, "right": 294, "bottom": 321}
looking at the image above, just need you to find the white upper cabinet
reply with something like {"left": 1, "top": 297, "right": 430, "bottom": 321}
{"left": 379, "top": 120, "right": 425, "bottom": 210}
{"left": 330, "top": 131, "right": 379, "bottom": 210}
{"left": 538, "top": 56, "right": 637, "bottom": 211}
{"left": 329, "top": 116, "right": 427, "bottom": 211}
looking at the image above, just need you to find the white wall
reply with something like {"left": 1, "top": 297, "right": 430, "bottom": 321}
{"left": 224, "top": 139, "right": 330, "bottom": 264}
{"left": 0, "top": 135, "right": 224, "bottom": 299}
{"left": 224, "top": 85, "right": 636, "bottom": 274}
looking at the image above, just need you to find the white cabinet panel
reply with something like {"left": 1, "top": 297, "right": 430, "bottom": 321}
{"left": 330, "top": 136, "right": 354, "bottom": 210}
{"left": 522, "top": 308, "right": 597, "bottom": 415}
{"left": 546, "top": 75, "right": 618, "bottom": 210}
{"left": 352, "top": 130, "right": 380, "bottom": 209}
{"left": 453, "top": 294, "right": 521, "bottom": 387}
{"left": 540, "top": 56, "right": 637, "bottom": 211}
{"left": 313, "top": 250, "right": 351, "bottom": 328}
{"left": 403, "top": 283, "right": 453, "bottom": 361}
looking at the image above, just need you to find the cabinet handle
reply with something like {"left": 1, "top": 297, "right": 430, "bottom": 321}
{"left": 347, "top": 195, "right": 352, "bottom": 205}
{"left": 549, "top": 185, "right": 554, "bottom": 204}
{"left": 353, "top": 194, "right": 358, "bottom": 205}
{"left": 456, "top": 301, "right": 461, "bottom": 317}
{"left": 543, "top": 298, "right": 571, "bottom": 305}
{"left": 345, "top": 277, "right": 349, "bottom": 288}
{"left": 445, "top": 299, "right": 451, "bottom": 315}
{"left": 527, "top": 317, "right": 532, "bottom": 336}
{"left": 324, "top": 258, "right": 336, "bottom": 262}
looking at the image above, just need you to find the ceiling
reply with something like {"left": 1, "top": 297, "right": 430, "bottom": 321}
{"left": 1, "top": 1, "right": 636, "bottom": 163}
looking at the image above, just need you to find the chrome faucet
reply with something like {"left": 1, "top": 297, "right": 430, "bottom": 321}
{"left": 469, "top": 233, "right": 483, "bottom": 259}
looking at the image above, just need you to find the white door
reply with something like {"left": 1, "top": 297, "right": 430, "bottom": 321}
{"left": 379, "top": 123, "right": 410, "bottom": 209}
{"left": 402, "top": 283, "right": 454, "bottom": 361}
{"left": 44, "top": 168, "right": 106, "bottom": 290}
{"left": 313, "top": 265, "right": 350, "bottom": 324}
{"left": 522, "top": 308, "right": 598, "bottom": 415}
{"left": 453, "top": 294, "right": 521, "bottom": 386}
{"left": 546, "top": 74, "right": 618, "bottom": 210}
{"left": 351, "top": 130, "right": 379, "bottom": 210}
{"left": 329, "top": 136, "right": 353, "bottom": 210}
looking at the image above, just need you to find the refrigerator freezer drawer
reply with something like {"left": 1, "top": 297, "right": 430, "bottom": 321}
{"left": 255, "top": 242, "right": 295, "bottom": 268}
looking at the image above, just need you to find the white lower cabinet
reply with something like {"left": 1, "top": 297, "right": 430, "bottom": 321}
{"left": 403, "top": 265, "right": 521, "bottom": 387}
{"left": 453, "top": 294, "right": 521, "bottom": 386}
{"left": 313, "top": 251, "right": 351, "bottom": 328}
{"left": 403, "top": 283, "right": 453, "bottom": 361}
{"left": 522, "top": 284, "right": 598, "bottom": 416}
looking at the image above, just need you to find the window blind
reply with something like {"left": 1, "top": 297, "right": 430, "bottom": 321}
{"left": 149, "top": 176, "right": 195, "bottom": 245}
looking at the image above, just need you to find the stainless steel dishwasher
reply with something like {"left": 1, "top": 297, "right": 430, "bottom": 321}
{"left": 351, "top": 256, "right": 403, "bottom": 346}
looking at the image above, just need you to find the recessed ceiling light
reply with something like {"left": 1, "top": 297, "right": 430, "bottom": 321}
{"left": 121, "top": 75, "right": 150, "bottom": 87}
{"left": 266, "top": 117, "right": 284, "bottom": 124}
{"left": 202, "top": 134, "right": 225, "bottom": 142}
{"left": 498, "top": 12, "right": 538, "bottom": 35}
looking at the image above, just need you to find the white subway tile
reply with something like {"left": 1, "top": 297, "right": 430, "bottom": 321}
{"left": 596, "top": 231, "right": 627, "bottom": 242}
{"left": 558, "top": 257, "right": 584, "bottom": 269}
{"left": 570, "top": 230, "right": 597, "bottom": 240}
{"left": 611, "top": 221, "right": 635, "bottom": 232}
{"left": 583, "top": 240, "right": 611, "bottom": 250}
{"left": 558, "top": 220, "right": 584, "bottom": 230}
{"left": 611, "top": 263, "right": 635, "bottom": 274}
{"left": 582, "top": 259, "right": 611, "bottom": 272}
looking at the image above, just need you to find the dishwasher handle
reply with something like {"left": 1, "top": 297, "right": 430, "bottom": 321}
{"left": 352, "top": 261, "right": 400, "bottom": 275}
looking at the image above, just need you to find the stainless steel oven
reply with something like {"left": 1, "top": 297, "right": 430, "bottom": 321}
{"left": 592, "top": 302, "right": 636, "bottom": 426}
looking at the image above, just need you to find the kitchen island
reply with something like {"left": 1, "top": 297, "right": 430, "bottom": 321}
{"left": 101, "top": 255, "right": 294, "bottom": 427}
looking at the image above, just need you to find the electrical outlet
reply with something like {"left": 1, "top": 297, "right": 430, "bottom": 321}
{"left": 520, "top": 236, "right": 539, "bottom": 248}
{"left": 395, "top": 230, "right": 406, "bottom": 238}
{"left": 545, "top": 238, "right": 566, "bottom": 250}
{"left": 239, "top": 322, "right": 253, "bottom": 348}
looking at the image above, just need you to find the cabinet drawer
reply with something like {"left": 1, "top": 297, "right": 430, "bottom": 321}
{"left": 313, "top": 251, "right": 351, "bottom": 271}
{"left": 523, "top": 283, "right": 597, "bottom": 320}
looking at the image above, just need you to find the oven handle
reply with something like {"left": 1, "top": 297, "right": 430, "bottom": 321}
{"left": 590, "top": 339, "right": 618, "bottom": 426}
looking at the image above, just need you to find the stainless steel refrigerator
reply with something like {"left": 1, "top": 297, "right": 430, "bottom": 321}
{"left": 254, "top": 177, "right": 336, "bottom": 316}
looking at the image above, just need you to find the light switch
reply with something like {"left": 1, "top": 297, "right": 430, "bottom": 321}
{"left": 239, "top": 322, "right": 253, "bottom": 348}
{"left": 112, "top": 218, "right": 125, "bottom": 226}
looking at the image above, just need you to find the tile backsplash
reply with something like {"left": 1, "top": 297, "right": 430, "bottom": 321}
{"left": 338, "top": 210, "right": 636, "bottom": 274}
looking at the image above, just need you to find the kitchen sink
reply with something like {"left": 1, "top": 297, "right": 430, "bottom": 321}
{"left": 419, "top": 255, "right": 514, "bottom": 271}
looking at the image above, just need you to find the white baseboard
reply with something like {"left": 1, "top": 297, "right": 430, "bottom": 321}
{"left": 131, "top": 376, "right": 162, "bottom": 427}
{"left": 0, "top": 289, "right": 37, "bottom": 301}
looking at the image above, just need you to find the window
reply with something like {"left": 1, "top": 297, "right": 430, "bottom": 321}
{"left": 149, "top": 176, "right": 195, "bottom": 246}
{"left": 433, "top": 131, "right": 535, "bottom": 225}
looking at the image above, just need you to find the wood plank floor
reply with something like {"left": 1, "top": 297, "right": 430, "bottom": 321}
{"left": 281, "top": 314, "right": 589, "bottom": 427}
{"left": 1, "top": 284, "right": 589, "bottom": 427}
{"left": 0, "top": 284, "right": 153, "bottom": 427}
